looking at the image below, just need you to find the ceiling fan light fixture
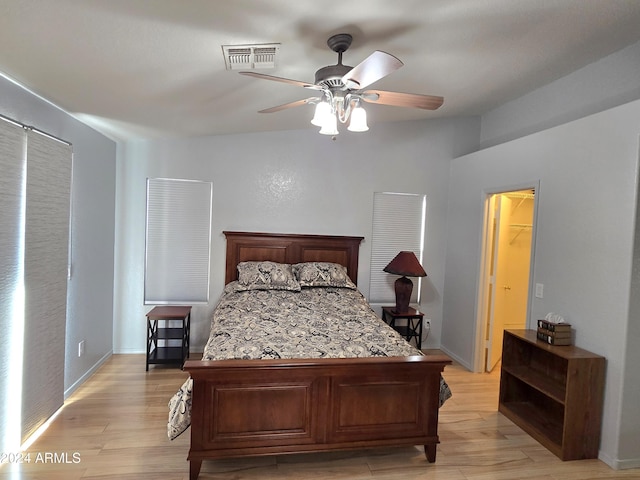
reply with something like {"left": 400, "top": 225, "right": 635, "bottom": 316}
{"left": 347, "top": 104, "right": 369, "bottom": 132}
{"left": 319, "top": 111, "right": 339, "bottom": 135}
{"left": 240, "top": 33, "right": 443, "bottom": 136}
{"left": 311, "top": 101, "right": 331, "bottom": 127}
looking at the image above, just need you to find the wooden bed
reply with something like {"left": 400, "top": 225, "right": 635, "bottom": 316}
{"left": 184, "top": 231, "right": 451, "bottom": 480}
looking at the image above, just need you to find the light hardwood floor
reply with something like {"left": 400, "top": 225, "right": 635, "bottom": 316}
{"left": 2, "top": 353, "right": 639, "bottom": 480}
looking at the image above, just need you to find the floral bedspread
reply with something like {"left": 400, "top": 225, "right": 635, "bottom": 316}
{"left": 168, "top": 282, "right": 452, "bottom": 440}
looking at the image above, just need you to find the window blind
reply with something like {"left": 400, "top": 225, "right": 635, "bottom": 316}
{"left": 0, "top": 118, "right": 26, "bottom": 452}
{"left": 144, "top": 178, "right": 212, "bottom": 304}
{"left": 369, "top": 192, "right": 426, "bottom": 304}
{"left": 21, "top": 130, "right": 72, "bottom": 443}
{"left": 0, "top": 117, "right": 72, "bottom": 448}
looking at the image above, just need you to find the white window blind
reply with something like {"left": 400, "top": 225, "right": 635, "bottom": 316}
{"left": 22, "top": 130, "right": 71, "bottom": 444}
{"left": 144, "top": 178, "right": 212, "bottom": 304}
{"left": 369, "top": 192, "right": 426, "bottom": 304}
{"left": 0, "top": 118, "right": 26, "bottom": 452}
{"left": 0, "top": 117, "right": 72, "bottom": 449}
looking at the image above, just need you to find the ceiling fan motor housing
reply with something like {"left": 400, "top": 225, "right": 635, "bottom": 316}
{"left": 314, "top": 64, "right": 353, "bottom": 89}
{"left": 315, "top": 33, "right": 355, "bottom": 89}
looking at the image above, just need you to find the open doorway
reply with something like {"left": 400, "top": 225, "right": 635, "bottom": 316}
{"left": 477, "top": 188, "right": 536, "bottom": 372}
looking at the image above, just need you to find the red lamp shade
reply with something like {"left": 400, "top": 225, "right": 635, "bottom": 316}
{"left": 383, "top": 251, "right": 427, "bottom": 314}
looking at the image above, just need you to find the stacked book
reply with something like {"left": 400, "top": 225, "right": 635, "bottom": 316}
{"left": 537, "top": 319, "right": 572, "bottom": 345}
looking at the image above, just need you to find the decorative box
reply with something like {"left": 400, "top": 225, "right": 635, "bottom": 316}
{"left": 537, "top": 319, "right": 572, "bottom": 346}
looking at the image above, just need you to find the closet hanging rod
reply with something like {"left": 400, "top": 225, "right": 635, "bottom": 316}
{"left": 0, "top": 112, "right": 72, "bottom": 146}
{"left": 504, "top": 192, "right": 535, "bottom": 199}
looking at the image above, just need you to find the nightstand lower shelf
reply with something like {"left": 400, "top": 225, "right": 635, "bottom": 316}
{"left": 381, "top": 306, "right": 424, "bottom": 349}
{"left": 146, "top": 305, "right": 191, "bottom": 371}
{"left": 148, "top": 346, "right": 187, "bottom": 364}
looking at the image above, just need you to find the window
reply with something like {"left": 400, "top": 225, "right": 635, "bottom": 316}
{"left": 144, "top": 178, "right": 212, "bottom": 304}
{"left": 369, "top": 192, "right": 426, "bottom": 304}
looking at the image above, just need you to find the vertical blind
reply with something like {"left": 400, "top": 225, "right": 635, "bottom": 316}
{"left": 144, "top": 178, "right": 212, "bottom": 304}
{"left": 369, "top": 192, "right": 426, "bottom": 304}
{"left": 21, "top": 130, "right": 71, "bottom": 443}
{"left": 0, "top": 117, "right": 72, "bottom": 448}
{"left": 0, "top": 118, "right": 26, "bottom": 452}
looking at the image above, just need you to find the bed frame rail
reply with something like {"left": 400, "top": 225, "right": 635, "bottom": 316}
{"left": 185, "top": 355, "right": 451, "bottom": 480}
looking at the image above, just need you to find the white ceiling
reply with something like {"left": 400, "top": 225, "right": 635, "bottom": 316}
{"left": 2, "top": 0, "right": 640, "bottom": 142}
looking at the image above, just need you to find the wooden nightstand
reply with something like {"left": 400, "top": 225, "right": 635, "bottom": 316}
{"left": 146, "top": 305, "right": 191, "bottom": 371}
{"left": 381, "top": 306, "right": 424, "bottom": 349}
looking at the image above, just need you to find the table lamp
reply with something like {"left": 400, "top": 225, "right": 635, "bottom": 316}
{"left": 383, "top": 251, "right": 427, "bottom": 314}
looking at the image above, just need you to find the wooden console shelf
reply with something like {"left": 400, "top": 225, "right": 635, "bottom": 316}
{"left": 499, "top": 329, "right": 605, "bottom": 460}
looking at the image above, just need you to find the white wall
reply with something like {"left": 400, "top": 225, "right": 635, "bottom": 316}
{"left": 621, "top": 181, "right": 640, "bottom": 467}
{"left": 0, "top": 76, "right": 117, "bottom": 397}
{"left": 442, "top": 100, "right": 640, "bottom": 467}
{"left": 480, "top": 40, "right": 640, "bottom": 149}
{"left": 113, "top": 117, "right": 479, "bottom": 354}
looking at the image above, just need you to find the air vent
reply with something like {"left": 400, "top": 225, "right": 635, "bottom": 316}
{"left": 222, "top": 43, "right": 280, "bottom": 70}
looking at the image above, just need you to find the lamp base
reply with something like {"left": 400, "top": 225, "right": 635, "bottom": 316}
{"left": 393, "top": 276, "right": 413, "bottom": 314}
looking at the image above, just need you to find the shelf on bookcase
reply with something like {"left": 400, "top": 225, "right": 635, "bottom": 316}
{"left": 499, "top": 401, "right": 563, "bottom": 456}
{"left": 502, "top": 365, "right": 566, "bottom": 404}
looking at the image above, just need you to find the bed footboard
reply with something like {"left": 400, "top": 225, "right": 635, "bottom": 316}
{"left": 185, "top": 355, "right": 451, "bottom": 480}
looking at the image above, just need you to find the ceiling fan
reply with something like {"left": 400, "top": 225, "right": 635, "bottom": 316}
{"left": 240, "top": 33, "right": 444, "bottom": 135}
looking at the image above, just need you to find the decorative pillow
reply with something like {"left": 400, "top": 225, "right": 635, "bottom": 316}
{"left": 293, "top": 262, "right": 357, "bottom": 289}
{"left": 236, "top": 261, "right": 301, "bottom": 291}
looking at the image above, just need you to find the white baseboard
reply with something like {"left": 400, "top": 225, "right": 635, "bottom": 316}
{"left": 113, "top": 348, "right": 145, "bottom": 354}
{"left": 114, "top": 348, "right": 202, "bottom": 354}
{"left": 64, "top": 350, "right": 112, "bottom": 399}
{"left": 614, "top": 458, "right": 640, "bottom": 469}
{"left": 599, "top": 450, "right": 640, "bottom": 470}
{"left": 439, "top": 345, "right": 473, "bottom": 371}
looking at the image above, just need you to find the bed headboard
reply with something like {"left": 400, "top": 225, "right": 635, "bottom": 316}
{"left": 223, "top": 231, "right": 364, "bottom": 285}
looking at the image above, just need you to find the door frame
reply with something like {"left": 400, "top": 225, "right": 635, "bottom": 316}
{"left": 472, "top": 181, "right": 540, "bottom": 373}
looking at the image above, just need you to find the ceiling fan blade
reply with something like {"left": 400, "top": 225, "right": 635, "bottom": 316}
{"left": 258, "top": 97, "right": 320, "bottom": 113}
{"left": 361, "top": 90, "right": 444, "bottom": 110}
{"left": 341, "top": 51, "right": 403, "bottom": 90}
{"left": 240, "top": 71, "right": 322, "bottom": 90}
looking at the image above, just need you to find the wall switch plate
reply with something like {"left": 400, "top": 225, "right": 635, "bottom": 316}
{"left": 78, "top": 340, "right": 85, "bottom": 357}
{"left": 535, "top": 283, "right": 544, "bottom": 298}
